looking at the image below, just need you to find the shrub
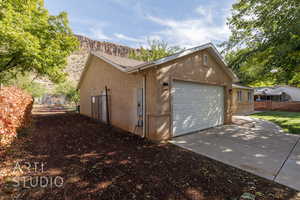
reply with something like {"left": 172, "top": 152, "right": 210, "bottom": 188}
{"left": 0, "top": 86, "right": 33, "bottom": 147}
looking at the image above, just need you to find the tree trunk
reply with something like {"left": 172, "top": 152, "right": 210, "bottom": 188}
{"left": 0, "top": 56, "right": 17, "bottom": 73}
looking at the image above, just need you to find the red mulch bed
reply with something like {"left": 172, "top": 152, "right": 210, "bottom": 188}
{"left": 0, "top": 111, "right": 299, "bottom": 200}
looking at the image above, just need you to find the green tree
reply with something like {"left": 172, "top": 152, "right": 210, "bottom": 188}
{"left": 54, "top": 81, "right": 79, "bottom": 105}
{"left": 223, "top": 0, "right": 300, "bottom": 86}
{"left": 129, "top": 40, "right": 182, "bottom": 62}
{"left": 7, "top": 73, "right": 47, "bottom": 98}
{"left": 0, "top": 0, "right": 79, "bottom": 83}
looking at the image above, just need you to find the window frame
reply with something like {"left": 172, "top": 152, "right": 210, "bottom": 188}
{"left": 237, "top": 90, "right": 243, "bottom": 102}
{"left": 203, "top": 54, "right": 208, "bottom": 66}
{"left": 247, "top": 91, "right": 253, "bottom": 103}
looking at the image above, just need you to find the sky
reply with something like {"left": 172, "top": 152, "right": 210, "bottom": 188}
{"left": 44, "top": 0, "right": 235, "bottom": 48}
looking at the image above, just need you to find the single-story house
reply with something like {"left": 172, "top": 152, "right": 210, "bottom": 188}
{"left": 35, "top": 94, "right": 68, "bottom": 105}
{"left": 232, "top": 84, "right": 254, "bottom": 115}
{"left": 77, "top": 43, "right": 238, "bottom": 141}
{"left": 254, "top": 86, "right": 300, "bottom": 102}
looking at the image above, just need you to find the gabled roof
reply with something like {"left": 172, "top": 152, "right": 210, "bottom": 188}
{"left": 127, "top": 43, "right": 239, "bottom": 82}
{"left": 91, "top": 51, "right": 144, "bottom": 70}
{"left": 232, "top": 84, "right": 253, "bottom": 90}
{"left": 77, "top": 51, "right": 144, "bottom": 89}
{"left": 77, "top": 43, "right": 239, "bottom": 89}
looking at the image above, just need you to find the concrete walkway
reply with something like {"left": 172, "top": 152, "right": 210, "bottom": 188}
{"left": 170, "top": 116, "right": 300, "bottom": 191}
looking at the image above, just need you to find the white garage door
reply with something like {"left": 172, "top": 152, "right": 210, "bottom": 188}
{"left": 172, "top": 81, "right": 224, "bottom": 137}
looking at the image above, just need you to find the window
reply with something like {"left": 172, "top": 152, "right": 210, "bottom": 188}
{"left": 237, "top": 90, "right": 243, "bottom": 102}
{"left": 248, "top": 91, "right": 253, "bottom": 102}
{"left": 203, "top": 54, "right": 208, "bottom": 66}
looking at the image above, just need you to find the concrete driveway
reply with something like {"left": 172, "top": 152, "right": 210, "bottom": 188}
{"left": 170, "top": 116, "right": 300, "bottom": 191}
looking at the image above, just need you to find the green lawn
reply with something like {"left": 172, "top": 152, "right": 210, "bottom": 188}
{"left": 251, "top": 111, "right": 300, "bottom": 134}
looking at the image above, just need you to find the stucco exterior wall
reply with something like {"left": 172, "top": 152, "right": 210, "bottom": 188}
{"left": 143, "top": 70, "right": 159, "bottom": 140}
{"left": 79, "top": 56, "right": 143, "bottom": 133}
{"left": 232, "top": 88, "right": 254, "bottom": 115}
{"left": 145, "top": 50, "right": 233, "bottom": 141}
{"left": 79, "top": 49, "right": 235, "bottom": 141}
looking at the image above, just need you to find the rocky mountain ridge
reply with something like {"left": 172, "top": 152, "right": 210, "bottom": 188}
{"left": 75, "top": 34, "right": 135, "bottom": 57}
{"left": 36, "top": 35, "right": 137, "bottom": 90}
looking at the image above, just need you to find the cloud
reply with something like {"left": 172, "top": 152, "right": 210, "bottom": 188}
{"left": 195, "top": 6, "right": 214, "bottom": 24}
{"left": 71, "top": 18, "right": 112, "bottom": 41}
{"left": 110, "top": 0, "right": 145, "bottom": 17}
{"left": 70, "top": 2, "right": 233, "bottom": 48}
{"left": 146, "top": 6, "right": 230, "bottom": 48}
{"left": 113, "top": 33, "right": 163, "bottom": 48}
{"left": 114, "top": 33, "right": 143, "bottom": 43}
{"left": 147, "top": 35, "right": 162, "bottom": 41}
{"left": 90, "top": 27, "right": 111, "bottom": 40}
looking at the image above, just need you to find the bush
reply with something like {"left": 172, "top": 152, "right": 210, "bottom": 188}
{"left": 5, "top": 73, "right": 48, "bottom": 98}
{"left": 54, "top": 81, "right": 79, "bottom": 105}
{"left": 0, "top": 86, "right": 33, "bottom": 147}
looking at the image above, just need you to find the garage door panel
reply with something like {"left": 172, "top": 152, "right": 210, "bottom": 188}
{"left": 172, "top": 81, "right": 224, "bottom": 137}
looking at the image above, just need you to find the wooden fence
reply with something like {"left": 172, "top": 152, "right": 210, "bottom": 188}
{"left": 254, "top": 101, "right": 300, "bottom": 112}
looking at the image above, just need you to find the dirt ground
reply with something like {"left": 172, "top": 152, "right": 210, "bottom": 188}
{"left": 0, "top": 108, "right": 299, "bottom": 200}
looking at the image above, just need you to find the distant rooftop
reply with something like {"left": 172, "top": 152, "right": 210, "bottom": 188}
{"left": 232, "top": 84, "right": 253, "bottom": 90}
{"left": 254, "top": 86, "right": 300, "bottom": 101}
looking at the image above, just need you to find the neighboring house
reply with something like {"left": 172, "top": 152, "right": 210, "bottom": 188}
{"left": 232, "top": 84, "right": 254, "bottom": 115}
{"left": 254, "top": 86, "right": 300, "bottom": 112}
{"left": 254, "top": 86, "right": 300, "bottom": 102}
{"left": 35, "top": 94, "right": 67, "bottom": 105}
{"left": 77, "top": 43, "right": 238, "bottom": 141}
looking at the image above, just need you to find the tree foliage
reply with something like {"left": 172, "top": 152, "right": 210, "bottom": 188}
{"left": 0, "top": 0, "right": 79, "bottom": 83}
{"left": 6, "top": 73, "right": 47, "bottom": 98}
{"left": 54, "top": 81, "right": 79, "bottom": 105}
{"left": 129, "top": 40, "right": 182, "bottom": 62}
{"left": 223, "top": 0, "right": 300, "bottom": 86}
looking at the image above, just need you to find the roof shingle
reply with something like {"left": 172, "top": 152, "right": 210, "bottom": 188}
{"left": 91, "top": 51, "right": 144, "bottom": 70}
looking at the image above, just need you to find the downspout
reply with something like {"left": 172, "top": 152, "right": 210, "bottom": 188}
{"left": 105, "top": 86, "right": 110, "bottom": 125}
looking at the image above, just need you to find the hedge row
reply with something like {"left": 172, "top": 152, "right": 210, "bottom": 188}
{"left": 0, "top": 86, "right": 33, "bottom": 147}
